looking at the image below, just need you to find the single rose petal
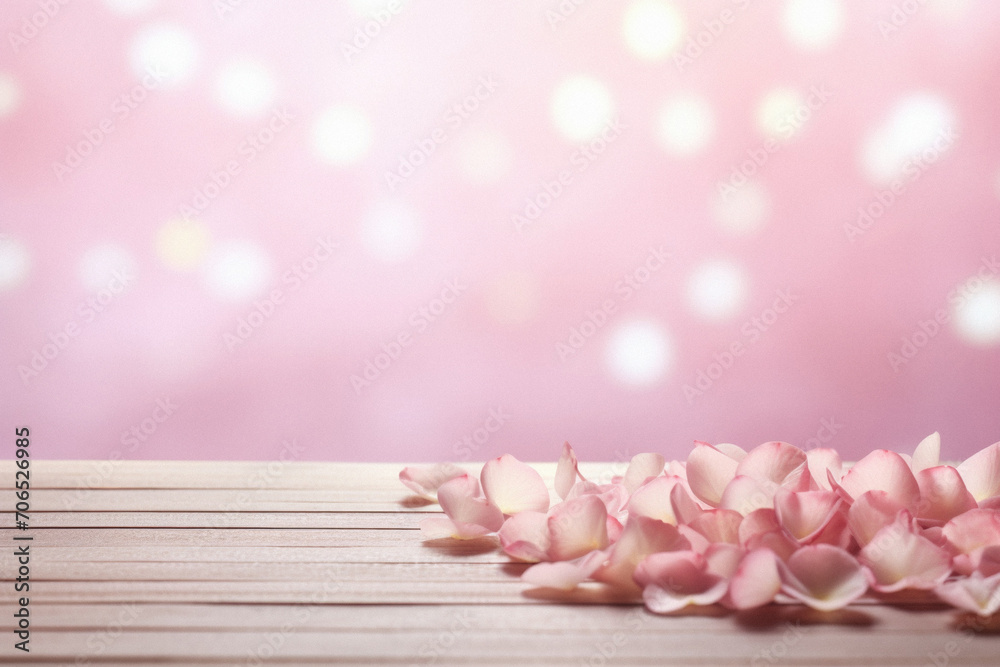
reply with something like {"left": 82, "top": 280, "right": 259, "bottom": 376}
{"left": 806, "top": 508, "right": 852, "bottom": 550}
{"left": 956, "top": 441, "right": 1000, "bottom": 503}
{"left": 779, "top": 544, "right": 869, "bottom": 611}
{"left": 628, "top": 476, "right": 681, "bottom": 524}
{"left": 623, "top": 453, "right": 665, "bottom": 494}
{"left": 941, "top": 509, "right": 1000, "bottom": 574}
{"left": 859, "top": 513, "right": 952, "bottom": 592}
{"left": 521, "top": 549, "right": 607, "bottom": 591}
{"left": 686, "top": 442, "right": 739, "bottom": 508}
{"left": 806, "top": 448, "right": 842, "bottom": 491}
{"left": 670, "top": 483, "right": 704, "bottom": 524}
{"left": 498, "top": 510, "right": 550, "bottom": 562}
{"left": 635, "top": 550, "right": 729, "bottom": 613}
{"left": 399, "top": 463, "right": 466, "bottom": 498}
{"left": 727, "top": 548, "right": 782, "bottom": 609}
{"left": 738, "top": 508, "right": 781, "bottom": 547}
{"left": 934, "top": 572, "right": 1000, "bottom": 616}
{"left": 715, "top": 442, "right": 748, "bottom": 462}
{"left": 847, "top": 490, "right": 907, "bottom": 547}
{"left": 687, "top": 509, "right": 742, "bottom": 545}
{"left": 736, "top": 441, "right": 809, "bottom": 491}
{"left": 915, "top": 465, "right": 978, "bottom": 525}
{"left": 911, "top": 432, "right": 941, "bottom": 474}
{"left": 773, "top": 488, "right": 842, "bottom": 544}
{"left": 555, "top": 442, "right": 583, "bottom": 500}
{"left": 840, "top": 450, "right": 920, "bottom": 511}
{"left": 437, "top": 474, "right": 504, "bottom": 532}
{"left": 704, "top": 542, "right": 743, "bottom": 579}
{"left": 481, "top": 454, "right": 550, "bottom": 515}
{"left": 720, "top": 475, "right": 775, "bottom": 516}
{"left": 419, "top": 516, "right": 494, "bottom": 540}
{"left": 547, "top": 495, "right": 609, "bottom": 561}
{"left": 593, "top": 516, "right": 691, "bottom": 590}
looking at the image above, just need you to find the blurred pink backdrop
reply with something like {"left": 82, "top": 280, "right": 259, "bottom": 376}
{"left": 2, "top": 0, "right": 999, "bottom": 463}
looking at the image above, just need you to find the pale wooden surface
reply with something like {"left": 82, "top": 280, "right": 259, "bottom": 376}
{"left": 2, "top": 461, "right": 999, "bottom": 666}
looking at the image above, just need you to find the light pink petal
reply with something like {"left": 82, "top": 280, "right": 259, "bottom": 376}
{"left": 399, "top": 463, "right": 466, "bottom": 498}
{"left": 715, "top": 442, "right": 748, "bottom": 462}
{"left": 419, "top": 516, "right": 494, "bottom": 540}
{"left": 687, "top": 509, "right": 742, "bottom": 545}
{"left": 593, "top": 516, "right": 691, "bottom": 590}
{"left": 806, "top": 508, "right": 852, "bottom": 550}
{"left": 773, "top": 488, "right": 842, "bottom": 543}
{"left": 840, "top": 450, "right": 920, "bottom": 511}
{"left": 481, "top": 454, "right": 550, "bottom": 515}
{"left": 806, "top": 448, "right": 842, "bottom": 491}
{"left": 727, "top": 548, "right": 782, "bottom": 609}
{"left": 720, "top": 475, "right": 775, "bottom": 516}
{"left": 915, "top": 465, "right": 978, "bottom": 525}
{"left": 437, "top": 474, "right": 504, "bottom": 532}
{"left": 635, "top": 550, "right": 729, "bottom": 612}
{"left": 497, "top": 511, "right": 550, "bottom": 562}
{"left": 555, "top": 441, "right": 583, "bottom": 500}
{"left": 738, "top": 508, "right": 781, "bottom": 547}
{"left": 627, "top": 476, "right": 681, "bottom": 524}
{"left": 623, "top": 453, "right": 665, "bottom": 494}
{"left": 704, "top": 542, "right": 743, "bottom": 579}
{"left": 736, "top": 441, "right": 809, "bottom": 491}
{"left": 643, "top": 578, "right": 729, "bottom": 613}
{"left": 911, "top": 432, "right": 941, "bottom": 474}
{"left": 957, "top": 441, "right": 1000, "bottom": 503}
{"left": 670, "top": 483, "right": 704, "bottom": 524}
{"left": 744, "top": 527, "right": 799, "bottom": 562}
{"left": 941, "top": 509, "right": 1000, "bottom": 574}
{"left": 859, "top": 513, "right": 952, "bottom": 592}
{"left": 686, "top": 442, "right": 739, "bottom": 508}
{"left": 847, "top": 490, "right": 908, "bottom": 547}
{"left": 780, "top": 544, "right": 869, "bottom": 611}
{"left": 521, "top": 550, "right": 606, "bottom": 591}
{"left": 547, "top": 495, "right": 610, "bottom": 561}
{"left": 934, "top": 572, "right": 1000, "bottom": 616}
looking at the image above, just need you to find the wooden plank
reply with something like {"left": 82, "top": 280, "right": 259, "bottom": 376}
{"left": 26, "top": 511, "right": 425, "bottom": 529}
{"left": 0, "top": 460, "right": 990, "bottom": 667}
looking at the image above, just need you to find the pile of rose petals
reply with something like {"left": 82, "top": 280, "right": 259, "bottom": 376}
{"left": 399, "top": 434, "right": 1000, "bottom": 616}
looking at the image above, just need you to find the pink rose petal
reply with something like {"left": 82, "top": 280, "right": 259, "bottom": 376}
{"left": 497, "top": 510, "right": 550, "bottom": 562}
{"left": 635, "top": 550, "right": 729, "bottom": 613}
{"left": 806, "top": 448, "right": 843, "bottom": 491}
{"left": 735, "top": 441, "right": 809, "bottom": 491}
{"left": 840, "top": 449, "right": 921, "bottom": 511}
{"left": 779, "top": 544, "right": 869, "bottom": 611}
{"left": 555, "top": 441, "right": 583, "bottom": 500}
{"left": 934, "top": 572, "right": 1000, "bottom": 616}
{"left": 481, "top": 454, "right": 550, "bottom": 515}
{"left": 547, "top": 495, "right": 610, "bottom": 561}
{"left": 687, "top": 509, "right": 742, "bottom": 545}
{"left": 686, "top": 442, "right": 739, "bottom": 508}
{"left": 773, "top": 488, "right": 842, "bottom": 543}
{"left": 399, "top": 462, "right": 466, "bottom": 498}
{"left": 593, "top": 516, "right": 691, "bottom": 590}
{"left": 623, "top": 453, "right": 665, "bottom": 494}
{"left": 911, "top": 432, "right": 941, "bottom": 474}
{"left": 627, "top": 476, "right": 681, "bottom": 524}
{"left": 419, "top": 516, "right": 495, "bottom": 540}
{"left": 847, "top": 490, "right": 908, "bottom": 547}
{"left": 859, "top": 513, "right": 952, "bottom": 592}
{"left": 521, "top": 549, "right": 607, "bottom": 591}
{"left": 437, "top": 474, "right": 504, "bottom": 533}
{"left": 956, "top": 441, "right": 1000, "bottom": 503}
{"left": 720, "top": 475, "right": 775, "bottom": 516}
{"left": 727, "top": 548, "right": 782, "bottom": 609}
{"left": 915, "top": 465, "right": 978, "bottom": 525}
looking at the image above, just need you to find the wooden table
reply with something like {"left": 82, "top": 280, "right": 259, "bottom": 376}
{"left": 2, "top": 460, "right": 999, "bottom": 665}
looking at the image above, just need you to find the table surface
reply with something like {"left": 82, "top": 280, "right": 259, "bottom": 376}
{"left": 1, "top": 460, "right": 999, "bottom": 666}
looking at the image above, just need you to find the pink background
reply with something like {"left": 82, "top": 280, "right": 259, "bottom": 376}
{"left": 2, "top": 0, "right": 999, "bottom": 463}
